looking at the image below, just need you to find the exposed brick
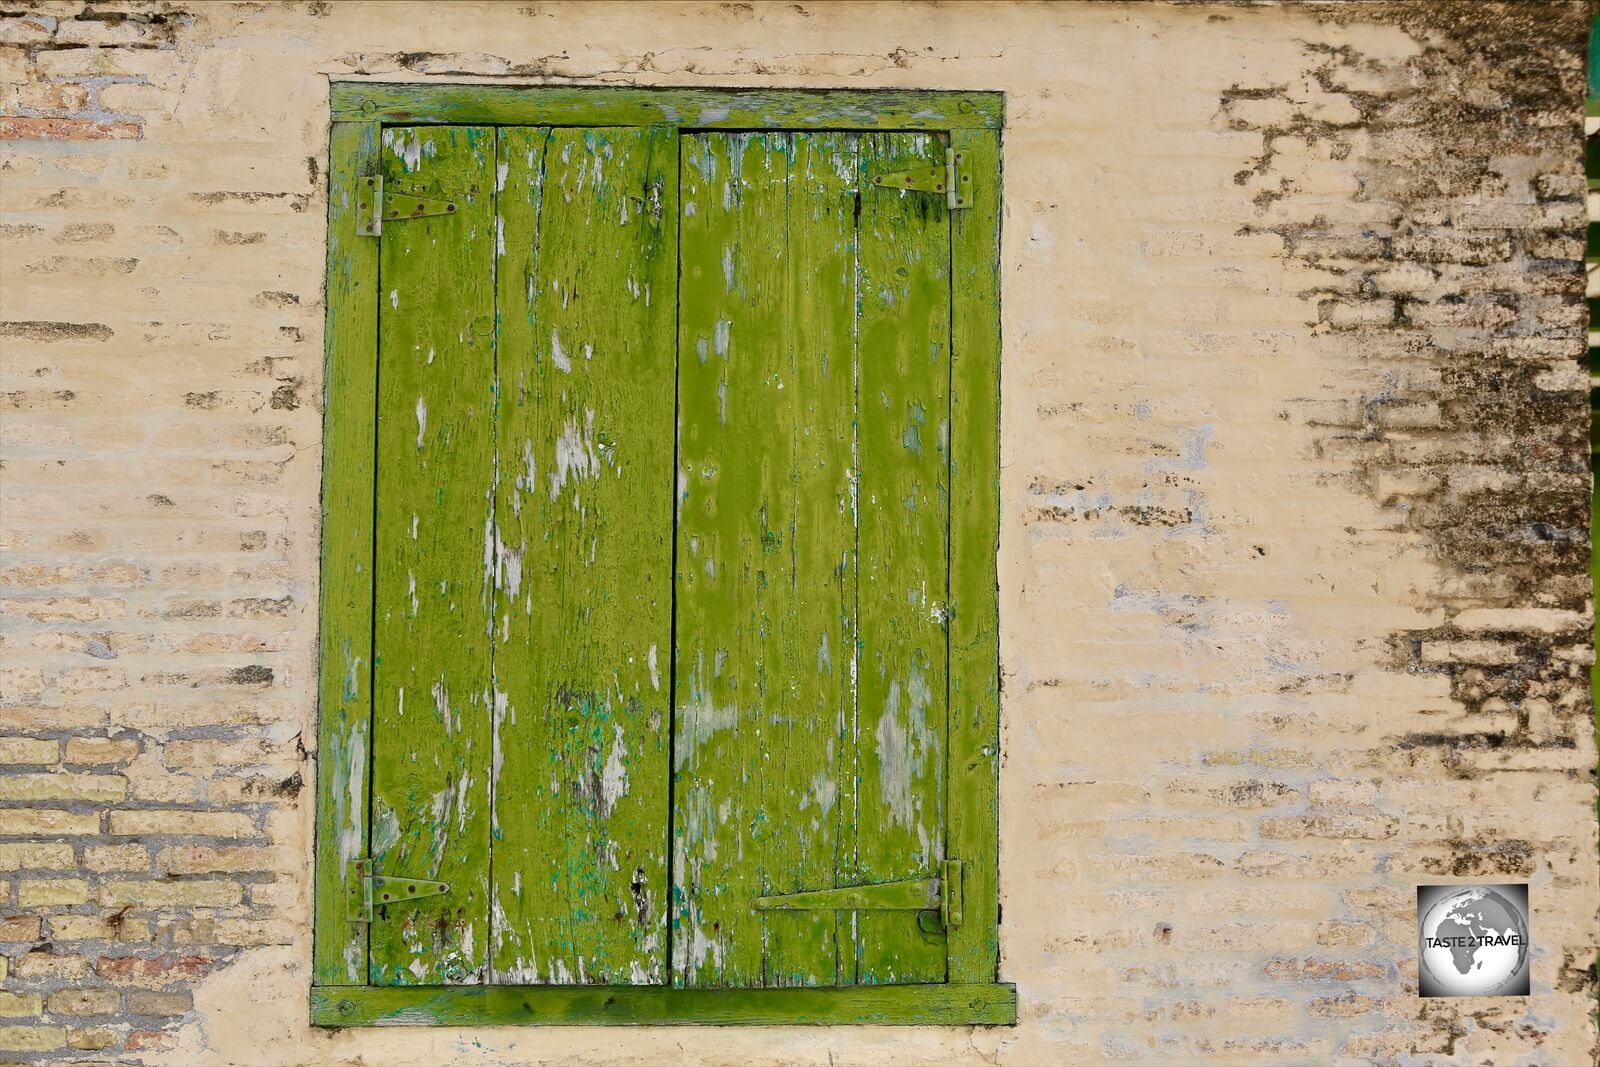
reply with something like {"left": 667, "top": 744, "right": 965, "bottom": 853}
{"left": 98, "top": 880, "right": 244, "bottom": 909}
{"left": 0, "top": 772, "right": 126, "bottom": 802}
{"left": 64, "top": 737, "right": 140, "bottom": 765}
{"left": 18, "top": 879, "right": 90, "bottom": 907}
{"left": 95, "top": 953, "right": 214, "bottom": 983}
{"left": 0, "top": 1025, "right": 66, "bottom": 1052}
{"left": 108, "top": 809, "right": 254, "bottom": 838}
{"left": 0, "top": 992, "right": 41, "bottom": 1018}
{"left": 49, "top": 914, "right": 151, "bottom": 943}
{"left": 44, "top": 988, "right": 118, "bottom": 1016}
{"left": 0, "top": 737, "right": 58, "bottom": 765}
{"left": 84, "top": 843, "right": 149, "bottom": 872}
{"left": 0, "top": 117, "right": 141, "bottom": 141}
{"left": 0, "top": 916, "right": 41, "bottom": 943}
{"left": 67, "top": 1027, "right": 116, "bottom": 1050}
{"left": 0, "top": 808, "right": 98, "bottom": 837}
{"left": 0, "top": 842, "right": 74, "bottom": 871}
{"left": 126, "top": 990, "right": 191, "bottom": 1016}
{"left": 159, "top": 845, "right": 269, "bottom": 874}
{"left": 10, "top": 950, "right": 86, "bottom": 981}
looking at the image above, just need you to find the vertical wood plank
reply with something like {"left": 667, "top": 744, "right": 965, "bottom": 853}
{"left": 760, "top": 132, "right": 858, "bottom": 987}
{"left": 314, "top": 118, "right": 380, "bottom": 987}
{"left": 675, "top": 133, "right": 860, "bottom": 988}
{"left": 854, "top": 132, "right": 951, "bottom": 986}
{"left": 945, "top": 127, "right": 1003, "bottom": 985}
{"left": 491, "top": 126, "right": 677, "bottom": 985}
{"left": 673, "top": 132, "right": 792, "bottom": 988}
{"left": 369, "top": 125, "right": 497, "bottom": 986}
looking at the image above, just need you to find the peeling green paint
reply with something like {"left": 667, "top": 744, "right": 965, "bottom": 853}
{"left": 316, "top": 89, "right": 1005, "bottom": 1022}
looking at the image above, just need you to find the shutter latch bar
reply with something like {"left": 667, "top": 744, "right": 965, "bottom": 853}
{"left": 347, "top": 858, "right": 450, "bottom": 922}
{"left": 870, "top": 152, "right": 972, "bottom": 209}
{"left": 752, "top": 859, "right": 963, "bottom": 930}
{"left": 356, "top": 175, "right": 459, "bottom": 237}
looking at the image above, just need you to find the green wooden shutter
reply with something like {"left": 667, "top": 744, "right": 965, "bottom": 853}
{"left": 673, "top": 131, "right": 952, "bottom": 988}
{"left": 350, "top": 114, "right": 975, "bottom": 1000}
{"left": 368, "top": 125, "right": 677, "bottom": 986}
{"left": 369, "top": 125, "right": 498, "bottom": 985}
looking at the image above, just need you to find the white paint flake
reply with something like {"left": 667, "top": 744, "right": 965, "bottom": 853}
{"left": 390, "top": 289, "right": 399, "bottom": 310}
{"left": 548, "top": 409, "right": 600, "bottom": 500}
{"left": 600, "top": 724, "right": 628, "bottom": 817}
{"left": 648, "top": 644, "right": 660, "bottom": 691}
{"left": 551, "top": 328, "right": 571, "bottom": 372}
{"left": 372, "top": 799, "right": 401, "bottom": 856}
{"left": 415, "top": 396, "right": 427, "bottom": 449}
{"left": 432, "top": 676, "right": 454, "bottom": 734}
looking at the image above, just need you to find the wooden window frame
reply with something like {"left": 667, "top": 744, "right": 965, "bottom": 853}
{"left": 312, "top": 83, "right": 1008, "bottom": 1028}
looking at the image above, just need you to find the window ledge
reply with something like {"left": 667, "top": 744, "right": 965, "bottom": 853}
{"left": 312, "top": 982, "right": 1017, "bottom": 1027}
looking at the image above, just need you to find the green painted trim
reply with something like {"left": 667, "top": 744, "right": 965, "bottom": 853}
{"left": 314, "top": 93, "right": 1008, "bottom": 1021}
{"left": 330, "top": 83, "right": 1004, "bottom": 130}
{"left": 313, "top": 120, "right": 380, "bottom": 985}
{"left": 945, "top": 128, "right": 1003, "bottom": 985}
{"left": 1590, "top": 15, "right": 1600, "bottom": 97}
{"left": 312, "top": 983, "right": 1017, "bottom": 1027}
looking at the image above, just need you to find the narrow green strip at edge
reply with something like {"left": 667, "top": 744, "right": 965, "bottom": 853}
{"left": 312, "top": 983, "right": 1018, "bottom": 1027}
{"left": 331, "top": 83, "right": 1004, "bottom": 130}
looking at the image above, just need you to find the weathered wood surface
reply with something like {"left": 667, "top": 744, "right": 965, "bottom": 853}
{"left": 491, "top": 126, "right": 677, "bottom": 985}
{"left": 946, "top": 128, "right": 1004, "bottom": 985}
{"left": 313, "top": 981, "right": 1018, "bottom": 1027}
{"left": 327, "top": 118, "right": 988, "bottom": 1002}
{"left": 673, "top": 132, "right": 951, "bottom": 988}
{"left": 854, "top": 132, "right": 951, "bottom": 985}
{"left": 369, "top": 125, "right": 497, "bottom": 985}
{"left": 314, "top": 119, "right": 380, "bottom": 986}
{"left": 330, "top": 84, "right": 1005, "bottom": 131}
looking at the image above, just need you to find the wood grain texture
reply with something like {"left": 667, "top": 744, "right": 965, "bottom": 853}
{"left": 945, "top": 128, "right": 1003, "bottom": 985}
{"left": 491, "top": 126, "right": 677, "bottom": 985}
{"left": 316, "top": 101, "right": 1006, "bottom": 1019}
{"left": 314, "top": 119, "right": 380, "bottom": 987}
{"left": 369, "top": 125, "right": 497, "bottom": 985}
{"left": 673, "top": 132, "right": 951, "bottom": 989}
{"left": 313, "top": 981, "right": 1017, "bottom": 1027}
{"left": 673, "top": 131, "right": 792, "bottom": 988}
{"left": 330, "top": 84, "right": 1004, "bottom": 131}
{"left": 854, "top": 133, "right": 951, "bottom": 986}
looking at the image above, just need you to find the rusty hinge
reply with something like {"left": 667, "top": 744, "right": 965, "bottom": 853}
{"left": 347, "top": 858, "right": 450, "bottom": 922}
{"left": 356, "top": 175, "right": 459, "bottom": 237}
{"left": 752, "top": 859, "right": 963, "bottom": 931}
{"left": 870, "top": 152, "right": 972, "bottom": 209}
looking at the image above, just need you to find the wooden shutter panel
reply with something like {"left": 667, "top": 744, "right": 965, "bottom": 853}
{"left": 369, "top": 125, "right": 498, "bottom": 985}
{"left": 490, "top": 126, "right": 677, "bottom": 985}
{"left": 672, "top": 131, "right": 952, "bottom": 988}
{"left": 367, "top": 126, "right": 677, "bottom": 987}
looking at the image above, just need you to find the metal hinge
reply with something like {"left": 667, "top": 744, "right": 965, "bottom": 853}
{"left": 356, "top": 175, "right": 459, "bottom": 237}
{"left": 347, "top": 858, "right": 450, "bottom": 922}
{"left": 753, "top": 859, "right": 963, "bottom": 931}
{"left": 870, "top": 152, "right": 972, "bottom": 209}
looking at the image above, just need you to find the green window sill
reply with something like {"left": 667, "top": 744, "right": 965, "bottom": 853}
{"left": 312, "top": 982, "right": 1018, "bottom": 1027}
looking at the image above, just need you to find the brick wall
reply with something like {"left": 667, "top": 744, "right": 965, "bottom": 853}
{"left": 0, "top": 2, "right": 1594, "bottom": 1064}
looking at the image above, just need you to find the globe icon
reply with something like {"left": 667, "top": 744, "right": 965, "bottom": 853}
{"left": 1419, "top": 887, "right": 1529, "bottom": 996}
